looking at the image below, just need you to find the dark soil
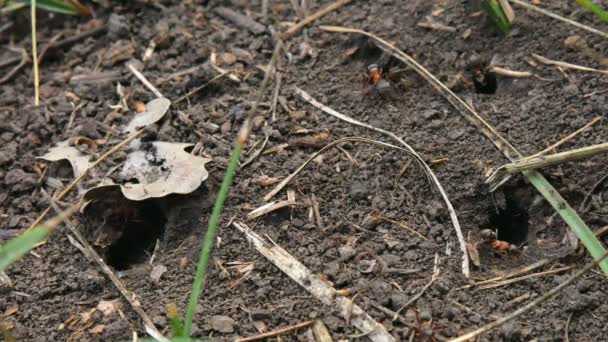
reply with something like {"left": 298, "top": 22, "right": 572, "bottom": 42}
{"left": 2, "top": 1, "right": 608, "bottom": 341}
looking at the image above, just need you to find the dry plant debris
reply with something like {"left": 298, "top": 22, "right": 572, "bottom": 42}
{"left": 124, "top": 97, "right": 171, "bottom": 134}
{"left": 38, "top": 140, "right": 93, "bottom": 178}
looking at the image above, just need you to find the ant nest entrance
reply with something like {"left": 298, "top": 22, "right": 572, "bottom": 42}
{"left": 82, "top": 192, "right": 167, "bottom": 270}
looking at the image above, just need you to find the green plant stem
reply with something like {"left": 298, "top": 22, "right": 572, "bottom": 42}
{"left": 577, "top": 0, "right": 608, "bottom": 23}
{"left": 0, "top": 226, "right": 50, "bottom": 271}
{"left": 183, "top": 142, "right": 243, "bottom": 337}
{"left": 527, "top": 170, "right": 608, "bottom": 274}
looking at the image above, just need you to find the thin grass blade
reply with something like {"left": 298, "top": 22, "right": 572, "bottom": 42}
{"left": 482, "top": 0, "right": 512, "bottom": 33}
{"left": 0, "top": 226, "right": 51, "bottom": 272}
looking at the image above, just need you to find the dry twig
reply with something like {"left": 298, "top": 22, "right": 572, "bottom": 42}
{"left": 0, "top": 47, "right": 29, "bottom": 85}
{"left": 236, "top": 320, "right": 315, "bottom": 342}
{"left": 127, "top": 63, "right": 164, "bottom": 98}
{"left": 281, "top": 0, "right": 353, "bottom": 39}
{"left": 233, "top": 221, "right": 395, "bottom": 342}
{"left": 533, "top": 53, "right": 608, "bottom": 75}
{"left": 510, "top": 0, "right": 608, "bottom": 39}
{"left": 393, "top": 253, "right": 440, "bottom": 319}
{"left": 450, "top": 251, "right": 608, "bottom": 342}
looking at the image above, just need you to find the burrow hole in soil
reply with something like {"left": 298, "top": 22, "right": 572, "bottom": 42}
{"left": 106, "top": 201, "right": 167, "bottom": 270}
{"left": 473, "top": 70, "right": 498, "bottom": 95}
{"left": 488, "top": 192, "right": 530, "bottom": 245}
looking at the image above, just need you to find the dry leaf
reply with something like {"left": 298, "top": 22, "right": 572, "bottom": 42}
{"left": 312, "top": 320, "right": 333, "bottom": 342}
{"left": 467, "top": 241, "right": 481, "bottom": 267}
{"left": 124, "top": 97, "right": 171, "bottom": 134}
{"left": 38, "top": 140, "right": 92, "bottom": 177}
{"left": 89, "top": 324, "right": 105, "bottom": 334}
{"left": 96, "top": 300, "right": 118, "bottom": 316}
{"left": 119, "top": 141, "right": 211, "bottom": 200}
{"left": 150, "top": 264, "right": 168, "bottom": 282}
{"left": 80, "top": 308, "right": 97, "bottom": 324}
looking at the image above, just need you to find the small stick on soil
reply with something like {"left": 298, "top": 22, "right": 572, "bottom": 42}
{"left": 174, "top": 71, "right": 231, "bottom": 104}
{"left": 564, "top": 312, "right": 574, "bottom": 342}
{"left": 478, "top": 265, "right": 574, "bottom": 290}
{"left": 580, "top": 173, "right": 608, "bottom": 212}
{"left": 214, "top": 7, "right": 266, "bottom": 35}
{"left": 265, "top": 137, "right": 428, "bottom": 201}
{"left": 393, "top": 253, "right": 439, "bottom": 319}
{"left": 40, "top": 190, "right": 167, "bottom": 341}
{"left": 0, "top": 47, "right": 29, "bottom": 85}
{"left": 532, "top": 53, "right": 608, "bottom": 75}
{"left": 594, "top": 225, "right": 608, "bottom": 238}
{"left": 293, "top": 87, "right": 470, "bottom": 278}
{"left": 509, "top": 0, "right": 608, "bottom": 40}
{"left": 376, "top": 215, "right": 426, "bottom": 241}
{"left": 530, "top": 116, "right": 601, "bottom": 159}
{"left": 488, "top": 142, "right": 608, "bottom": 189}
{"left": 281, "top": 0, "right": 353, "bottom": 40}
{"left": 127, "top": 63, "right": 164, "bottom": 98}
{"left": 416, "top": 21, "right": 456, "bottom": 32}
{"left": 491, "top": 66, "right": 533, "bottom": 78}
{"left": 271, "top": 70, "right": 283, "bottom": 121}
{"left": 241, "top": 134, "right": 269, "bottom": 168}
{"left": 247, "top": 197, "right": 300, "bottom": 220}
{"left": 31, "top": 0, "right": 39, "bottom": 106}
{"left": 456, "top": 258, "right": 551, "bottom": 290}
{"left": 235, "top": 320, "right": 315, "bottom": 342}
{"left": 27, "top": 129, "right": 144, "bottom": 231}
{"left": 233, "top": 221, "right": 396, "bottom": 342}
{"left": 450, "top": 251, "right": 608, "bottom": 342}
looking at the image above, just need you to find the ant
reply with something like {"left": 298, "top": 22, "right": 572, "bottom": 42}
{"left": 411, "top": 310, "right": 447, "bottom": 342}
{"left": 363, "top": 55, "right": 404, "bottom": 99}
{"left": 480, "top": 229, "right": 517, "bottom": 253}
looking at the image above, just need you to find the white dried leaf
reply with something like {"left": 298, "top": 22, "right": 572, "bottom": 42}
{"left": 38, "top": 140, "right": 92, "bottom": 177}
{"left": 119, "top": 141, "right": 211, "bottom": 200}
{"left": 97, "top": 300, "right": 118, "bottom": 316}
{"left": 150, "top": 264, "right": 168, "bottom": 282}
{"left": 124, "top": 97, "right": 171, "bottom": 134}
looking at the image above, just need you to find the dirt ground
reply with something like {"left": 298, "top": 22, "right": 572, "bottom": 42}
{"left": 2, "top": 0, "right": 608, "bottom": 341}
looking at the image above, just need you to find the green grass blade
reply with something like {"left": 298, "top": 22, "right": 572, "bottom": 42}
{"left": 183, "top": 142, "right": 244, "bottom": 336}
{"left": 526, "top": 170, "right": 608, "bottom": 274}
{"left": 15, "top": 0, "right": 81, "bottom": 15}
{"left": 482, "top": 0, "right": 512, "bottom": 33}
{"left": 0, "top": 226, "right": 51, "bottom": 272}
{"left": 577, "top": 0, "right": 608, "bottom": 23}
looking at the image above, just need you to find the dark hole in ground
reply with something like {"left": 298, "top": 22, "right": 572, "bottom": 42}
{"left": 473, "top": 69, "right": 497, "bottom": 94}
{"left": 105, "top": 201, "right": 167, "bottom": 270}
{"left": 489, "top": 194, "right": 529, "bottom": 245}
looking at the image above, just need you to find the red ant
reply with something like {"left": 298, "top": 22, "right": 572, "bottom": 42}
{"left": 363, "top": 59, "right": 404, "bottom": 99}
{"left": 411, "top": 310, "right": 446, "bottom": 342}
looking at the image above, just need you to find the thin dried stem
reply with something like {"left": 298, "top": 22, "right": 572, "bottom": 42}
{"left": 293, "top": 87, "right": 470, "bottom": 278}
{"left": 450, "top": 251, "right": 608, "bottom": 341}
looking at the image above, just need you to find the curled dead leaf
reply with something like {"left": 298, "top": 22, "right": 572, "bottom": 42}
{"left": 124, "top": 97, "right": 171, "bottom": 134}
{"left": 119, "top": 141, "right": 211, "bottom": 200}
{"left": 38, "top": 140, "right": 92, "bottom": 178}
